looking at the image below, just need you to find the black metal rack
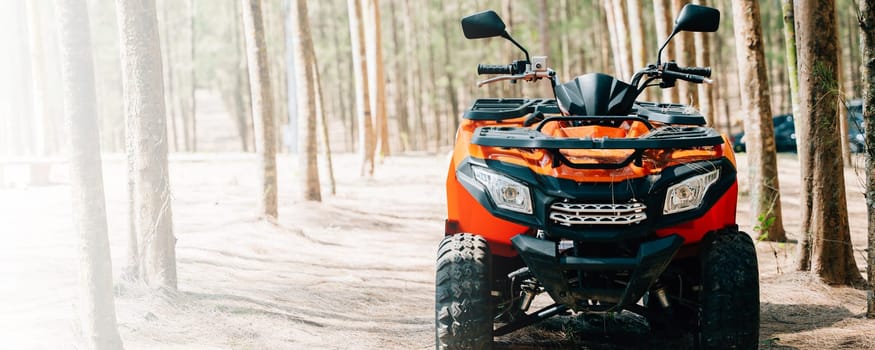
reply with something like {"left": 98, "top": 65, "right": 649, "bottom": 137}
{"left": 463, "top": 98, "right": 560, "bottom": 120}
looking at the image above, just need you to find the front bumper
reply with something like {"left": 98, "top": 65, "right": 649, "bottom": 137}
{"left": 512, "top": 233, "right": 684, "bottom": 311}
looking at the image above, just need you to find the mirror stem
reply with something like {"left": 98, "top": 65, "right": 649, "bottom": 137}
{"left": 656, "top": 29, "right": 679, "bottom": 67}
{"left": 502, "top": 32, "right": 531, "bottom": 64}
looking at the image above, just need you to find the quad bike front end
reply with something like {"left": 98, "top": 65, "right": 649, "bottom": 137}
{"left": 437, "top": 4, "right": 758, "bottom": 350}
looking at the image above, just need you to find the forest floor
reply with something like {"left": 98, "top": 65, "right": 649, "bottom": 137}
{"left": 2, "top": 152, "right": 874, "bottom": 349}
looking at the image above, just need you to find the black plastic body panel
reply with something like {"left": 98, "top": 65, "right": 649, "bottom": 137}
{"left": 471, "top": 125, "right": 724, "bottom": 150}
{"left": 463, "top": 98, "right": 560, "bottom": 121}
{"left": 512, "top": 233, "right": 685, "bottom": 310}
{"left": 635, "top": 101, "right": 707, "bottom": 125}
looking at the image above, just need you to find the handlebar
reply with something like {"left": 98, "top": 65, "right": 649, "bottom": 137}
{"left": 674, "top": 66, "right": 711, "bottom": 78}
{"left": 477, "top": 64, "right": 513, "bottom": 75}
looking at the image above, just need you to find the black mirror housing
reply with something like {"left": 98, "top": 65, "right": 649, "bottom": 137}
{"left": 674, "top": 4, "right": 720, "bottom": 33}
{"left": 461, "top": 10, "right": 507, "bottom": 39}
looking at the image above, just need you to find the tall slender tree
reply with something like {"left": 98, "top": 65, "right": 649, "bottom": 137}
{"left": 673, "top": 0, "right": 698, "bottom": 107}
{"left": 795, "top": 0, "right": 863, "bottom": 285}
{"left": 349, "top": 0, "right": 375, "bottom": 175}
{"left": 290, "top": 0, "right": 321, "bottom": 201}
{"left": 313, "top": 62, "right": 336, "bottom": 195}
{"left": 653, "top": 0, "right": 678, "bottom": 103}
{"left": 783, "top": 0, "right": 812, "bottom": 270}
{"left": 732, "top": 0, "right": 786, "bottom": 242}
{"left": 55, "top": 0, "right": 124, "bottom": 347}
{"left": 859, "top": 0, "right": 875, "bottom": 317}
{"left": 693, "top": 0, "right": 713, "bottom": 126}
{"left": 627, "top": 0, "right": 650, "bottom": 100}
{"left": 241, "top": 0, "right": 279, "bottom": 217}
{"left": 364, "top": 0, "right": 389, "bottom": 158}
{"left": 116, "top": 0, "right": 177, "bottom": 289}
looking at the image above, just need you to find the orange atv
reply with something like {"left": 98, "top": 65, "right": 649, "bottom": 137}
{"left": 436, "top": 4, "right": 758, "bottom": 349}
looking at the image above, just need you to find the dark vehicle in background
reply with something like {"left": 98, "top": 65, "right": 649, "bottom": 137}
{"left": 732, "top": 100, "right": 865, "bottom": 153}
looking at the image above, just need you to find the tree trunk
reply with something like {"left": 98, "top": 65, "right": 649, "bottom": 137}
{"left": 116, "top": 0, "right": 178, "bottom": 290}
{"left": 795, "top": 0, "right": 864, "bottom": 285}
{"left": 603, "top": 0, "right": 622, "bottom": 79}
{"left": 348, "top": 0, "right": 375, "bottom": 176}
{"left": 313, "top": 62, "right": 336, "bottom": 196}
{"left": 673, "top": 0, "right": 698, "bottom": 107}
{"left": 783, "top": 0, "right": 811, "bottom": 270}
{"left": 290, "top": 0, "right": 321, "bottom": 202}
{"left": 610, "top": 0, "right": 633, "bottom": 81}
{"left": 441, "top": 4, "right": 460, "bottom": 146}
{"left": 858, "top": 0, "right": 875, "bottom": 317}
{"left": 388, "top": 0, "right": 409, "bottom": 152}
{"left": 241, "top": 0, "right": 279, "bottom": 217}
{"left": 230, "top": 0, "right": 253, "bottom": 152}
{"left": 364, "top": 0, "right": 389, "bottom": 158}
{"left": 627, "top": 0, "right": 649, "bottom": 100}
{"left": 653, "top": 0, "right": 678, "bottom": 103}
{"left": 54, "top": 1, "right": 125, "bottom": 347}
{"left": 838, "top": 52, "right": 852, "bottom": 166}
{"left": 329, "top": 15, "right": 354, "bottom": 153}
{"left": 732, "top": 0, "right": 786, "bottom": 242}
{"left": 559, "top": 0, "right": 571, "bottom": 81}
{"left": 693, "top": 0, "right": 713, "bottom": 126}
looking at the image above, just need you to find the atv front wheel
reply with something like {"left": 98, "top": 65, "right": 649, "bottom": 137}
{"left": 435, "top": 234, "right": 493, "bottom": 350}
{"left": 699, "top": 228, "right": 760, "bottom": 349}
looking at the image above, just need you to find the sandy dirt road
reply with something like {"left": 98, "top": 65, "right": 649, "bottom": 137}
{"left": 1, "top": 153, "right": 873, "bottom": 349}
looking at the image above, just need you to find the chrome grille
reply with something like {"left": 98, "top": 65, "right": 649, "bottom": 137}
{"left": 549, "top": 202, "right": 647, "bottom": 226}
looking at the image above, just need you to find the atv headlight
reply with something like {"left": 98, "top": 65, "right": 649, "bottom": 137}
{"left": 663, "top": 169, "right": 719, "bottom": 215}
{"left": 472, "top": 166, "right": 532, "bottom": 214}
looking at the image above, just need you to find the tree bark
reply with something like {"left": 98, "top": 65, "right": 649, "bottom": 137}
{"left": 783, "top": 0, "right": 812, "bottom": 270}
{"left": 693, "top": 0, "right": 713, "bottom": 126}
{"left": 364, "top": 0, "right": 389, "bottom": 158}
{"left": 241, "top": 0, "right": 279, "bottom": 217}
{"left": 653, "top": 0, "right": 678, "bottom": 103}
{"left": 290, "top": 0, "right": 321, "bottom": 202}
{"left": 116, "top": 0, "right": 177, "bottom": 290}
{"left": 858, "top": 0, "right": 875, "bottom": 317}
{"left": 673, "top": 0, "right": 698, "bottom": 107}
{"left": 627, "top": 0, "right": 649, "bottom": 100}
{"left": 313, "top": 62, "right": 336, "bottom": 196}
{"left": 610, "top": 0, "right": 634, "bottom": 81}
{"left": 348, "top": 0, "right": 375, "bottom": 176}
{"left": 388, "top": 0, "right": 409, "bottom": 152}
{"left": 603, "top": 0, "right": 622, "bottom": 79}
{"left": 54, "top": 0, "right": 125, "bottom": 347}
{"left": 796, "top": 0, "right": 864, "bottom": 285}
{"left": 732, "top": 0, "right": 786, "bottom": 242}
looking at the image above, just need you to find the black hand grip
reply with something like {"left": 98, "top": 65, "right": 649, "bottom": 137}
{"left": 675, "top": 66, "right": 711, "bottom": 78}
{"left": 477, "top": 64, "right": 512, "bottom": 75}
{"left": 662, "top": 69, "right": 708, "bottom": 84}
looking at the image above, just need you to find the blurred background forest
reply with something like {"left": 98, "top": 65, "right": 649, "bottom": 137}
{"left": 2, "top": 0, "right": 875, "bottom": 349}
{"left": 0, "top": 0, "right": 866, "bottom": 158}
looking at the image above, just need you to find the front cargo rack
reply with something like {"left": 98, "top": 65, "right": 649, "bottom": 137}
{"left": 463, "top": 98, "right": 560, "bottom": 121}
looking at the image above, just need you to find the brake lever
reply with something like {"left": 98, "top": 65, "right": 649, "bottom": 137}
{"left": 476, "top": 71, "right": 553, "bottom": 88}
{"left": 477, "top": 74, "right": 528, "bottom": 87}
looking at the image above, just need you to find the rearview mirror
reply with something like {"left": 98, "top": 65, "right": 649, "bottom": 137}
{"left": 657, "top": 4, "right": 720, "bottom": 66}
{"left": 674, "top": 4, "right": 720, "bottom": 33}
{"left": 461, "top": 10, "right": 507, "bottom": 39}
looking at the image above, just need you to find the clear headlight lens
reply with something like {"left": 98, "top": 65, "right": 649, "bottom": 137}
{"left": 663, "top": 169, "right": 719, "bottom": 215}
{"left": 472, "top": 166, "right": 533, "bottom": 214}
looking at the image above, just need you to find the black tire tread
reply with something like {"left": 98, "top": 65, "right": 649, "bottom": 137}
{"left": 699, "top": 229, "right": 760, "bottom": 349}
{"left": 435, "top": 234, "right": 492, "bottom": 350}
